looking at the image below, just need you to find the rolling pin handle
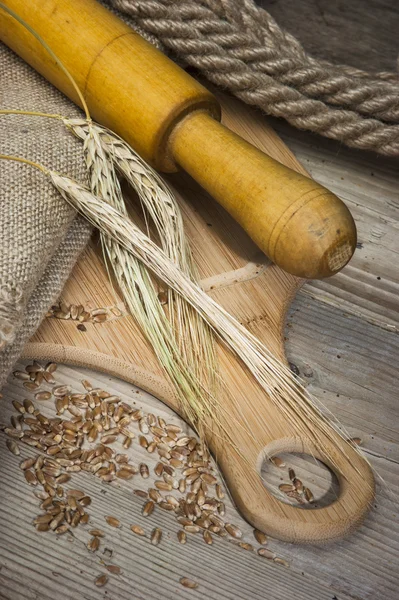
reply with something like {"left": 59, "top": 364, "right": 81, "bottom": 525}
{"left": 170, "top": 111, "right": 357, "bottom": 279}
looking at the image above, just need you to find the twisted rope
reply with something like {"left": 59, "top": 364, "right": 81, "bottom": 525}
{"left": 109, "top": 0, "right": 399, "bottom": 156}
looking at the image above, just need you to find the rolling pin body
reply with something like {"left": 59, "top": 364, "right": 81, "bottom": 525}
{"left": 0, "top": 0, "right": 356, "bottom": 279}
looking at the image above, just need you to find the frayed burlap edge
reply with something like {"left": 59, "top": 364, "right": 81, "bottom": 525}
{"left": 0, "top": 215, "right": 92, "bottom": 390}
{"left": 0, "top": 280, "right": 24, "bottom": 351}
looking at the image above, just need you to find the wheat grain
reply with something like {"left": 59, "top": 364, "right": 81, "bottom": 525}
{"left": 130, "top": 524, "right": 145, "bottom": 536}
{"left": 203, "top": 530, "right": 213, "bottom": 545}
{"left": 13, "top": 370, "right": 30, "bottom": 381}
{"left": 7, "top": 355, "right": 288, "bottom": 580}
{"left": 55, "top": 524, "right": 69, "bottom": 535}
{"left": 6, "top": 440, "right": 20, "bottom": 455}
{"left": 270, "top": 456, "right": 286, "bottom": 468}
{"left": 304, "top": 487, "right": 315, "bottom": 503}
{"left": 35, "top": 391, "right": 51, "bottom": 401}
{"left": 225, "top": 524, "right": 242, "bottom": 538}
{"left": 258, "top": 548, "right": 276, "bottom": 559}
{"left": 23, "top": 382, "right": 39, "bottom": 391}
{"left": 142, "top": 500, "right": 155, "bottom": 516}
{"left": 105, "top": 516, "right": 120, "bottom": 528}
{"left": 179, "top": 577, "right": 198, "bottom": 589}
{"left": 254, "top": 529, "right": 267, "bottom": 545}
{"left": 87, "top": 536, "right": 100, "bottom": 552}
{"left": 20, "top": 457, "right": 35, "bottom": 470}
{"left": 139, "top": 463, "right": 150, "bottom": 479}
{"left": 106, "top": 565, "right": 121, "bottom": 575}
{"left": 89, "top": 529, "right": 105, "bottom": 537}
{"left": 94, "top": 574, "right": 108, "bottom": 587}
{"left": 134, "top": 489, "right": 148, "bottom": 499}
{"left": 279, "top": 484, "right": 295, "bottom": 493}
{"left": 177, "top": 530, "right": 187, "bottom": 544}
{"left": 150, "top": 527, "right": 162, "bottom": 545}
{"left": 184, "top": 525, "right": 200, "bottom": 534}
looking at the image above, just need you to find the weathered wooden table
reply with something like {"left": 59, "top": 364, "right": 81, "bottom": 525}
{"left": 1, "top": 0, "right": 399, "bottom": 587}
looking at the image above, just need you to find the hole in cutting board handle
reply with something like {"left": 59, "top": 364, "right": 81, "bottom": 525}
{"left": 257, "top": 437, "right": 346, "bottom": 511}
{"left": 260, "top": 451, "right": 340, "bottom": 510}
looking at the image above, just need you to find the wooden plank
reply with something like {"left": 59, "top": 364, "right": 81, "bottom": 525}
{"left": 1, "top": 27, "right": 398, "bottom": 598}
{"left": 277, "top": 293, "right": 399, "bottom": 600}
{"left": 285, "top": 293, "right": 399, "bottom": 448}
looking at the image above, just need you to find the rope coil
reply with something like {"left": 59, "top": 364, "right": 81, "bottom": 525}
{"left": 110, "top": 0, "right": 399, "bottom": 155}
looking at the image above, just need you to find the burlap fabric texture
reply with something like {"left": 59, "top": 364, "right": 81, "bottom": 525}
{"left": 0, "top": 44, "right": 92, "bottom": 388}
{"left": 0, "top": 1, "right": 163, "bottom": 390}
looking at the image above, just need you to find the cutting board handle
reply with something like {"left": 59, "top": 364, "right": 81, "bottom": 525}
{"left": 23, "top": 343, "right": 375, "bottom": 544}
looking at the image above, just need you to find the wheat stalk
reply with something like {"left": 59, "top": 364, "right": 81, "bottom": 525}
{"left": 65, "top": 119, "right": 217, "bottom": 396}
{"left": 0, "top": 2, "right": 221, "bottom": 443}
{"left": 0, "top": 109, "right": 227, "bottom": 439}
{"left": 49, "top": 171, "right": 361, "bottom": 470}
{"left": 70, "top": 121, "right": 222, "bottom": 438}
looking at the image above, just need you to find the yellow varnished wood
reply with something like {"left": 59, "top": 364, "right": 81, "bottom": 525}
{"left": 172, "top": 112, "right": 356, "bottom": 278}
{"left": 0, "top": 0, "right": 219, "bottom": 170}
{"left": 20, "top": 92, "right": 374, "bottom": 544}
{"left": 0, "top": 0, "right": 357, "bottom": 279}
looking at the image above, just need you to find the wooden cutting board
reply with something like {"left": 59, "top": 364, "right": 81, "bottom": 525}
{"left": 23, "top": 92, "right": 374, "bottom": 544}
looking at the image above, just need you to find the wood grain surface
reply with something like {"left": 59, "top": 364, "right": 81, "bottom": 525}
{"left": 0, "top": 362, "right": 360, "bottom": 600}
{"left": 261, "top": 0, "right": 399, "bottom": 73}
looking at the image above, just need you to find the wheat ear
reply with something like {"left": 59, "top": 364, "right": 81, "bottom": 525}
{"left": 65, "top": 119, "right": 218, "bottom": 398}
{"left": 71, "top": 122, "right": 225, "bottom": 439}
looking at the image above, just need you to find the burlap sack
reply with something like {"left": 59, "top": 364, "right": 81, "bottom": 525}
{"left": 0, "top": 44, "right": 92, "bottom": 388}
{"left": 0, "top": 2, "right": 164, "bottom": 390}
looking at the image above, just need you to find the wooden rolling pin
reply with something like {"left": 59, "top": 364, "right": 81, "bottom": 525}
{"left": 0, "top": 0, "right": 356, "bottom": 279}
